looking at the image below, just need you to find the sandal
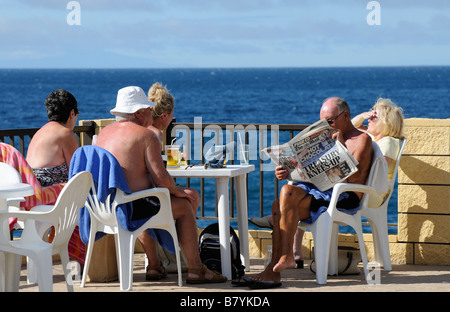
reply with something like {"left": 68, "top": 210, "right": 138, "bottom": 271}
{"left": 186, "top": 264, "right": 227, "bottom": 284}
{"left": 145, "top": 263, "right": 167, "bottom": 281}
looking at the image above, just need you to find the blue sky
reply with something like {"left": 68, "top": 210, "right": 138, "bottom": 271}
{"left": 0, "top": 0, "right": 449, "bottom": 68}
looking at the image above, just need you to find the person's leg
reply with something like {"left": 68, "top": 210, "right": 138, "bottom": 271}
{"left": 273, "top": 184, "right": 312, "bottom": 272}
{"left": 293, "top": 228, "right": 305, "bottom": 265}
{"left": 137, "top": 231, "right": 167, "bottom": 279}
{"left": 170, "top": 194, "right": 226, "bottom": 282}
{"left": 183, "top": 187, "right": 200, "bottom": 215}
{"left": 249, "top": 199, "right": 282, "bottom": 283}
{"left": 132, "top": 197, "right": 166, "bottom": 279}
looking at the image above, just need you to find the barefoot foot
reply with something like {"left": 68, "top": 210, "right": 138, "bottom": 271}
{"left": 273, "top": 256, "right": 296, "bottom": 272}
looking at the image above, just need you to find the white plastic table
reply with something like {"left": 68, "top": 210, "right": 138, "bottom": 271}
{"left": 0, "top": 182, "right": 34, "bottom": 238}
{"left": 0, "top": 183, "right": 34, "bottom": 292}
{"left": 168, "top": 164, "right": 254, "bottom": 280}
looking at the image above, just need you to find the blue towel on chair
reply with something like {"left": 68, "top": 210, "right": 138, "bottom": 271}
{"left": 69, "top": 145, "right": 175, "bottom": 253}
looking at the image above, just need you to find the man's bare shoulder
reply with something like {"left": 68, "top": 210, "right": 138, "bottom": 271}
{"left": 355, "top": 129, "right": 372, "bottom": 146}
{"left": 100, "top": 120, "right": 159, "bottom": 145}
{"left": 344, "top": 128, "right": 373, "bottom": 166}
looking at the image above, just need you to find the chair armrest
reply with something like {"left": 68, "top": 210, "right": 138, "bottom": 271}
{"left": 332, "top": 183, "right": 378, "bottom": 197}
{"left": 325, "top": 182, "right": 379, "bottom": 210}
{"left": 7, "top": 197, "right": 25, "bottom": 205}
{"left": 120, "top": 187, "right": 171, "bottom": 204}
{"left": 0, "top": 205, "right": 55, "bottom": 225}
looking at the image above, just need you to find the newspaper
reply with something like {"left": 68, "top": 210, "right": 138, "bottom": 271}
{"left": 262, "top": 119, "right": 359, "bottom": 191}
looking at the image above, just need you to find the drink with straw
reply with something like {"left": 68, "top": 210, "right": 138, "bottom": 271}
{"left": 238, "top": 133, "right": 249, "bottom": 165}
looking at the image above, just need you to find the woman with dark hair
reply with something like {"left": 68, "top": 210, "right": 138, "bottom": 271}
{"left": 26, "top": 88, "right": 80, "bottom": 186}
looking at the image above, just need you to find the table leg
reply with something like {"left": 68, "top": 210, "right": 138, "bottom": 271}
{"left": 216, "top": 177, "right": 232, "bottom": 280}
{"left": 235, "top": 174, "right": 250, "bottom": 271}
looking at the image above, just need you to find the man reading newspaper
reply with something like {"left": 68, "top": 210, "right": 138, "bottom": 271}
{"left": 263, "top": 116, "right": 360, "bottom": 191}
{"left": 247, "top": 97, "right": 373, "bottom": 289}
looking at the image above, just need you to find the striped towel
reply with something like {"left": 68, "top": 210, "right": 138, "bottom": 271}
{"left": 0, "top": 143, "right": 85, "bottom": 264}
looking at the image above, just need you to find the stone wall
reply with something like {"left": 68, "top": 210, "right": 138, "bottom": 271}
{"left": 398, "top": 118, "right": 450, "bottom": 265}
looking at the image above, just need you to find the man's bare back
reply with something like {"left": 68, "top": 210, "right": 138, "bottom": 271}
{"left": 96, "top": 120, "right": 164, "bottom": 192}
{"left": 340, "top": 127, "right": 373, "bottom": 197}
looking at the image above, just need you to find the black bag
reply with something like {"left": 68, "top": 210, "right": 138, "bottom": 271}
{"left": 199, "top": 223, "right": 245, "bottom": 279}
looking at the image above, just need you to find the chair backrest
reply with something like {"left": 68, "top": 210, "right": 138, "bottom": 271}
{"left": 388, "top": 137, "right": 407, "bottom": 188}
{"left": 51, "top": 171, "right": 93, "bottom": 248}
{"left": 69, "top": 145, "right": 132, "bottom": 229}
{"left": 359, "top": 141, "right": 389, "bottom": 208}
{"left": 376, "top": 137, "right": 407, "bottom": 206}
{"left": 0, "top": 162, "right": 22, "bottom": 186}
{"left": 85, "top": 183, "right": 122, "bottom": 227}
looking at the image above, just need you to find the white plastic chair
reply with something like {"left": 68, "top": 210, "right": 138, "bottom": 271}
{"left": 81, "top": 185, "right": 183, "bottom": 290}
{"left": 74, "top": 146, "right": 182, "bottom": 291}
{"left": 0, "top": 171, "right": 93, "bottom": 292}
{"left": 299, "top": 141, "right": 388, "bottom": 284}
{"left": 0, "top": 162, "right": 30, "bottom": 292}
{"left": 361, "top": 137, "right": 407, "bottom": 271}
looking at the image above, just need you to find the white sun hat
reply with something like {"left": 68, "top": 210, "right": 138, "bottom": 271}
{"left": 110, "top": 86, "right": 155, "bottom": 115}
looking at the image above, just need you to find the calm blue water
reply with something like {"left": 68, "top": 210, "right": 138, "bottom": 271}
{"left": 1, "top": 67, "right": 449, "bottom": 234}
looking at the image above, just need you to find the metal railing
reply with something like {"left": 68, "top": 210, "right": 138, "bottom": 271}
{"left": 0, "top": 121, "right": 398, "bottom": 230}
{"left": 0, "top": 124, "right": 96, "bottom": 155}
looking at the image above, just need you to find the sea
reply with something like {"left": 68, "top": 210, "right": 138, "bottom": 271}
{"left": 1, "top": 66, "right": 449, "bottom": 234}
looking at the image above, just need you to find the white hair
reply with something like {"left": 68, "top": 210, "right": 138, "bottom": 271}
{"left": 114, "top": 112, "right": 135, "bottom": 122}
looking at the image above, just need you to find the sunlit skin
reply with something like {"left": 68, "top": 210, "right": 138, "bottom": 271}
{"left": 26, "top": 109, "right": 79, "bottom": 170}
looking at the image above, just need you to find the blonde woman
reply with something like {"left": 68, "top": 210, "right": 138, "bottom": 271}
{"left": 146, "top": 83, "right": 201, "bottom": 280}
{"left": 147, "top": 82, "right": 175, "bottom": 143}
{"left": 352, "top": 98, "right": 404, "bottom": 181}
{"left": 352, "top": 98, "right": 405, "bottom": 206}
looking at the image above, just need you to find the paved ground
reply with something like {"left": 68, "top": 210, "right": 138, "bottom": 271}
{"left": 18, "top": 253, "right": 450, "bottom": 293}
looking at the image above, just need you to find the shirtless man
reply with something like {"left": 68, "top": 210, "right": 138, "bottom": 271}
{"left": 249, "top": 97, "right": 373, "bottom": 288}
{"left": 96, "top": 86, "right": 226, "bottom": 284}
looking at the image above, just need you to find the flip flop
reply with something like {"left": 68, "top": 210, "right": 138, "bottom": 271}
{"left": 231, "top": 276, "right": 254, "bottom": 287}
{"left": 248, "top": 280, "right": 282, "bottom": 289}
{"left": 248, "top": 216, "right": 273, "bottom": 229}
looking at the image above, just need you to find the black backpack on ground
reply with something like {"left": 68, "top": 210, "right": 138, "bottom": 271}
{"left": 199, "top": 223, "right": 245, "bottom": 279}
